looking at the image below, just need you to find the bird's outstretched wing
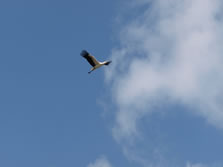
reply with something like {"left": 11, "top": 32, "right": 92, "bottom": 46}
{"left": 81, "top": 50, "right": 99, "bottom": 67}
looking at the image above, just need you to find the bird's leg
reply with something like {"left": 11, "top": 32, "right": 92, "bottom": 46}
{"left": 88, "top": 67, "right": 95, "bottom": 74}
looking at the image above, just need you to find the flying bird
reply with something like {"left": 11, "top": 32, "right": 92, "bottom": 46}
{"left": 81, "top": 50, "right": 112, "bottom": 74}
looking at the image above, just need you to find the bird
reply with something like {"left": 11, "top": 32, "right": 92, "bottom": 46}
{"left": 81, "top": 50, "right": 112, "bottom": 74}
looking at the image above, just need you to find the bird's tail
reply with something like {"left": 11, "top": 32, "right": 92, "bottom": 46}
{"left": 104, "top": 61, "right": 112, "bottom": 65}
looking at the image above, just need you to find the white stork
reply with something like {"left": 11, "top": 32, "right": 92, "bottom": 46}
{"left": 81, "top": 50, "right": 112, "bottom": 74}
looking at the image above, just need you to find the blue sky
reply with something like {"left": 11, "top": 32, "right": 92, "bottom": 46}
{"left": 0, "top": 0, "right": 122, "bottom": 166}
{"left": 1, "top": 0, "right": 223, "bottom": 167}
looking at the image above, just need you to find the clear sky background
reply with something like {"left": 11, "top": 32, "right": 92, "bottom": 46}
{"left": 1, "top": 0, "right": 223, "bottom": 167}
{"left": 0, "top": 0, "right": 122, "bottom": 166}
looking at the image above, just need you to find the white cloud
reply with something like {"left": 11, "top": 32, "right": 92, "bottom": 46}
{"left": 106, "top": 0, "right": 223, "bottom": 166}
{"left": 186, "top": 163, "right": 206, "bottom": 167}
{"left": 186, "top": 162, "right": 222, "bottom": 167}
{"left": 186, "top": 163, "right": 204, "bottom": 167}
{"left": 108, "top": 0, "right": 223, "bottom": 142}
{"left": 87, "top": 156, "right": 112, "bottom": 167}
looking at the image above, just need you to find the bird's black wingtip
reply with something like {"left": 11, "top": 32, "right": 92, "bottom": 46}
{"left": 80, "top": 50, "right": 89, "bottom": 57}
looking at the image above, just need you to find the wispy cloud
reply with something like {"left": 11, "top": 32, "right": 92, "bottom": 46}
{"left": 186, "top": 163, "right": 205, "bottom": 167}
{"left": 87, "top": 156, "right": 112, "bottom": 167}
{"left": 186, "top": 162, "right": 222, "bottom": 167}
{"left": 106, "top": 0, "right": 223, "bottom": 166}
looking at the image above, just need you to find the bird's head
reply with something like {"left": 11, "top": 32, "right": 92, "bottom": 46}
{"left": 104, "top": 61, "right": 112, "bottom": 65}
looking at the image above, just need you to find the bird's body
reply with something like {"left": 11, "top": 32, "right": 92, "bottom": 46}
{"left": 81, "top": 50, "right": 112, "bottom": 73}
